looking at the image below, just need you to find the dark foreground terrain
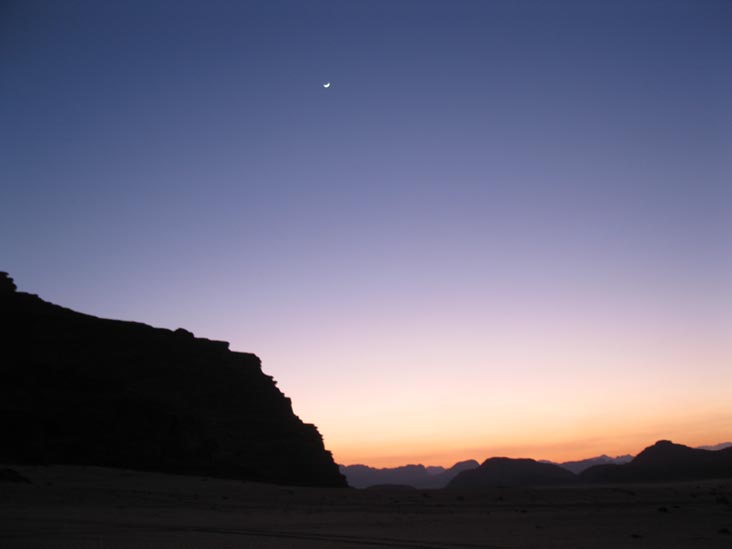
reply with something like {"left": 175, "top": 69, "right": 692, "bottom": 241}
{"left": 1, "top": 465, "right": 731, "bottom": 548}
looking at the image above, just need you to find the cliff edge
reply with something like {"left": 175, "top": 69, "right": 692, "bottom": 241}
{"left": 0, "top": 272, "right": 346, "bottom": 487}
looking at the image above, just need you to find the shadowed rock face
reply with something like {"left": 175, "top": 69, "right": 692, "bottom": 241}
{"left": 580, "top": 440, "right": 732, "bottom": 483}
{"left": 448, "top": 457, "right": 577, "bottom": 489}
{"left": 0, "top": 272, "right": 346, "bottom": 487}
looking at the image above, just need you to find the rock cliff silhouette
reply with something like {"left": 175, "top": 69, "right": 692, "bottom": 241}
{"left": 0, "top": 272, "right": 346, "bottom": 487}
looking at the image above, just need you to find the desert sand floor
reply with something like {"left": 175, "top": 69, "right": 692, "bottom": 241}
{"left": 1, "top": 465, "right": 731, "bottom": 548}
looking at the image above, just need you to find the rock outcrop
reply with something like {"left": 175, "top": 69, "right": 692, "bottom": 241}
{"left": 0, "top": 272, "right": 346, "bottom": 487}
{"left": 580, "top": 440, "right": 732, "bottom": 483}
{"left": 448, "top": 457, "right": 577, "bottom": 489}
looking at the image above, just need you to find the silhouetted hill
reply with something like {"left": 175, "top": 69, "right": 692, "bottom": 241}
{"left": 448, "top": 457, "right": 577, "bottom": 489}
{"left": 580, "top": 440, "right": 732, "bottom": 483}
{"left": 339, "top": 464, "right": 428, "bottom": 489}
{"left": 340, "top": 459, "right": 479, "bottom": 489}
{"left": 554, "top": 454, "right": 634, "bottom": 475}
{"left": 0, "top": 272, "right": 345, "bottom": 487}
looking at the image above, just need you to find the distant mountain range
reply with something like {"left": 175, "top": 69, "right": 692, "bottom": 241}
{"left": 339, "top": 455, "right": 631, "bottom": 489}
{"left": 696, "top": 442, "right": 732, "bottom": 451}
{"left": 448, "top": 441, "right": 732, "bottom": 489}
{"left": 341, "top": 441, "right": 732, "bottom": 489}
{"left": 541, "top": 454, "right": 634, "bottom": 474}
{"left": 339, "top": 460, "right": 479, "bottom": 489}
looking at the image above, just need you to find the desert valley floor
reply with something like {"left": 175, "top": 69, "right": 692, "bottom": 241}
{"left": 1, "top": 465, "right": 731, "bottom": 548}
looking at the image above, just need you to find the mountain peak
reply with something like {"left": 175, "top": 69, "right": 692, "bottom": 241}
{"left": 450, "top": 456, "right": 576, "bottom": 488}
{"left": 632, "top": 440, "right": 694, "bottom": 464}
{"left": 580, "top": 439, "right": 732, "bottom": 483}
{"left": 451, "top": 459, "right": 480, "bottom": 471}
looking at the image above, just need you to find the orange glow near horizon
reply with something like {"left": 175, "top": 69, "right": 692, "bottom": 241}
{"left": 251, "top": 303, "right": 732, "bottom": 469}
{"left": 331, "top": 416, "right": 732, "bottom": 468}
{"left": 324, "top": 395, "right": 732, "bottom": 467}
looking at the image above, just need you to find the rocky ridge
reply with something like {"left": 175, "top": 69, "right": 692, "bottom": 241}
{"left": 0, "top": 272, "right": 346, "bottom": 487}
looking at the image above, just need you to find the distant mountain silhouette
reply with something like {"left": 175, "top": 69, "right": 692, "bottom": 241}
{"left": 424, "top": 465, "right": 444, "bottom": 475}
{"left": 0, "top": 272, "right": 345, "bottom": 487}
{"left": 343, "top": 441, "right": 732, "bottom": 490}
{"left": 448, "top": 457, "right": 577, "bottom": 489}
{"left": 552, "top": 454, "right": 634, "bottom": 475}
{"left": 580, "top": 440, "right": 732, "bottom": 483}
{"left": 696, "top": 442, "right": 732, "bottom": 451}
{"left": 340, "top": 459, "right": 479, "bottom": 489}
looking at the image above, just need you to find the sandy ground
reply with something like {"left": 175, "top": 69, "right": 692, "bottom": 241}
{"left": 1, "top": 465, "right": 731, "bottom": 548}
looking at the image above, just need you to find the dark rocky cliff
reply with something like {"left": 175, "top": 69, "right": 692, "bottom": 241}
{"left": 0, "top": 273, "right": 346, "bottom": 487}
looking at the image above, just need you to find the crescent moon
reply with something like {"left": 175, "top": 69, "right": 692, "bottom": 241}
{"left": 323, "top": 82, "right": 331, "bottom": 88}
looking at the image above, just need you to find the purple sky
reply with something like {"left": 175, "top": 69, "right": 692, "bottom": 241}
{"left": 2, "top": 0, "right": 730, "bottom": 465}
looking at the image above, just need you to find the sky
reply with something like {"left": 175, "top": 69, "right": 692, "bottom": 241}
{"left": 1, "top": 0, "right": 730, "bottom": 467}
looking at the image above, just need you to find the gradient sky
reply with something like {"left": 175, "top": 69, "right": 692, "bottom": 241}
{"left": 2, "top": 0, "right": 730, "bottom": 467}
